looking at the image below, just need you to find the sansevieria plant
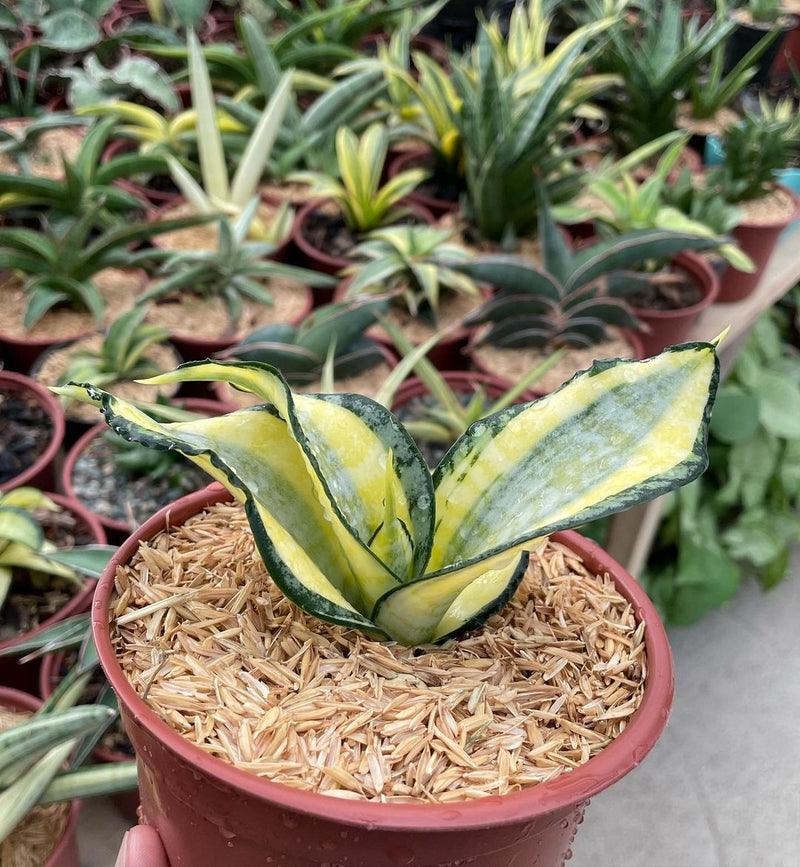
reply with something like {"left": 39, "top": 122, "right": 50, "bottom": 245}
{"left": 57, "top": 332, "right": 719, "bottom": 646}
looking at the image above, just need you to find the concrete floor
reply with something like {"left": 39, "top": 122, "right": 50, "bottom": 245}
{"left": 77, "top": 559, "right": 800, "bottom": 867}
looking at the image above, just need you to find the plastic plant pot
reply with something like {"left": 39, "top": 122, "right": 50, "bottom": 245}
{"left": 93, "top": 485, "right": 675, "bottom": 867}
{"left": 775, "top": 169, "right": 800, "bottom": 238}
{"left": 387, "top": 148, "right": 462, "bottom": 219}
{"left": 718, "top": 184, "right": 800, "bottom": 302}
{"left": 629, "top": 252, "right": 720, "bottom": 357}
{"left": 0, "top": 371, "right": 66, "bottom": 494}
{"left": 0, "top": 687, "right": 81, "bottom": 867}
{"left": 0, "top": 494, "right": 106, "bottom": 693}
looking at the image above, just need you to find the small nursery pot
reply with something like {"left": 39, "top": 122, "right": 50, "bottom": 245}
{"left": 0, "top": 371, "right": 66, "bottom": 494}
{"left": 724, "top": 11, "right": 797, "bottom": 84}
{"left": 629, "top": 252, "right": 719, "bottom": 357}
{"left": 94, "top": 485, "right": 674, "bottom": 867}
{"left": 0, "top": 688, "right": 81, "bottom": 867}
{"left": 0, "top": 494, "right": 106, "bottom": 693}
{"left": 718, "top": 184, "right": 800, "bottom": 303}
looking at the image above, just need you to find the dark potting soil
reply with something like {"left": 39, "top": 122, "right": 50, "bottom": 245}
{"left": 628, "top": 268, "right": 703, "bottom": 311}
{"left": 0, "top": 507, "right": 94, "bottom": 642}
{"left": 0, "top": 386, "right": 53, "bottom": 485}
{"left": 71, "top": 434, "right": 212, "bottom": 530}
{"left": 302, "top": 210, "right": 358, "bottom": 260}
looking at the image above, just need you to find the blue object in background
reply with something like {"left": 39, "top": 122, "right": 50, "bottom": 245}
{"left": 704, "top": 135, "right": 725, "bottom": 166}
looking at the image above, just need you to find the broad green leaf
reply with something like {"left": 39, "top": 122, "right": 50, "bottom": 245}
{"left": 0, "top": 507, "right": 44, "bottom": 553}
{"left": 40, "top": 9, "right": 99, "bottom": 52}
{"left": 666, "top": 536, "right": 742, "bottom": 625}
{"left": 710, "top": 386, "right": 760, "bottom": 443}
{"left": 40, "top": 546, "right": 117, "bottom": 578}
{"left": 755, "top": 370, "right": 800, "bottom": 439}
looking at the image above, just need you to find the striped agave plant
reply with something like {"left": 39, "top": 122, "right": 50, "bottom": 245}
{"left": 56, "top": 341, "right": 719, "bottom": 646}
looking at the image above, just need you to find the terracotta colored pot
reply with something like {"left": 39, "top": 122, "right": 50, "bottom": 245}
{"left": 39, "top": 651, "right": 140, "bottom": 822}
{"left": 772, "top": 16, "right": 800, "bottom": 75}
{"left": 391, "top": 370, "right": 542, "bottom": 414}
{"left": 102, "top": 139, "right": 179, "bottom": 209}
{"left": 60, "top": 398, "right": 236, "bottom": 544}
{"left": 387, "top": 148, "right": 462, "bottom": 219}
{"left": 103, "top": 1, "right": 220, "bottom": 42}
{"left": 291, "top": 198, "right": 436, "bottom": 301}
{"left": 718, "top": 184, "right": 800, "bottom": 303}
{"left": 93, "top": 485, "right": 674, "bottom": 867}
{"left": 0, "top": 687, "right": 81, "bottom": 867}
{"left": 0, "top": 371, "right": 65, "bottom": 494}
{"left": 0, "top": 494, "right": 106, "bottom": 693}
{"left": 629, "top": 252, "right": 719, "bottom": 356}
{"left": 725, "top": 11, "right": 796, "bottom": 84}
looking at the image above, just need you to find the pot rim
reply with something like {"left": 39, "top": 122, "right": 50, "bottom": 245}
{"left": 0, "top": 371, "right": 66, "bottom": 493}
{"left": 735, "top": 183, "right": 800, "bottom": 231}
{"left": 93, "top": 484, "right": 674, "bottom": 830}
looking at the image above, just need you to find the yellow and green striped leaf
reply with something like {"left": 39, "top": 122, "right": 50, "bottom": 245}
{"left": 428, "top": 342, "right": 718, "bottom": 572}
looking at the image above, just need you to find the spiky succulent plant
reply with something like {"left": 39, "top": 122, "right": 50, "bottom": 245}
{"left": 217, "top": 297, "right": 390, "bottom": 387}
{"left": 453, "top": 191, "right": 718, "bottom": 349}
{"left": 57, "top": 333, "right": 719, "bottom": 646}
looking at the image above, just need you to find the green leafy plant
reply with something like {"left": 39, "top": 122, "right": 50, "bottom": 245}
{"left": 57, "top": 53, "right": 180, "bottom": 111}
{"left": 57, "top": 335, "right": 719, "bottom": 646}
{"left": 344, "top": 225, "right": 479, "bottom": 322}
{"left": 686, "top": 21, "right": 779, "bottom": 121}
{"left": 597, "top": 0, "right": 734, "bottom": 151}
{"left": 645, "top": 304, "right": 800, "bottom": 623}
{"left": 0, "top": 117, "right": 167, "bottom": 223}
{"left": 448, "top": 14, "right": 611, "bottom": 242}
{"left": 138, "top": 198, "right": 336, "bottom": 331}
{"left": 555, "top": 136, "right": 753, "bottom": 270}
{"left": 291, "top": 122, "right": 427, "bottom": 234}
{"left": 451, "top": 190, "right": 717, "bottom": 349}
{"left": 0, "top": 114, "right": 90, "bottom": 172}
{"left": 0, "top": 205, "right": 211, "bottom": 328}
{"left": 744, "top": 0, "right": 784, "bottom": 24}
{"left": 707, "top": 102, "right": 800, "bottom": 202}
{"left": 57, "top": 308, "right": 171, "bottom": 391}
{"left": 12, "top": 0, "right": 117, "bottom": 54}
{"left": 373, "top": 318, "right": 567, "bottom": 450}
{"left": 0, "top": 625, "right": 136, "bottom": 845}
{"left": 0, "top": 487, "right": 115, "bottom": 619}
{"left": 217, "top": 296, "right": 390, "bottom": 388}
{"left": 0, "top": 43, "right": 47, "bottom": 120}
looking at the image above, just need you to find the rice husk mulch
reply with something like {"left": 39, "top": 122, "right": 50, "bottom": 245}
{"left": 0, "top": 709, "right": 70, "bottom": 867}
{"left": 112, "top": 501, "right": 647, "bottom": 803}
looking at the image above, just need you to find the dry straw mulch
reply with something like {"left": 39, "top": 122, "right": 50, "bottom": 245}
{"left": 0, "top": 709, "right": 70, "bottom": 867}
{"left": 112, "top": 502, "right": 647, "bottom": 803}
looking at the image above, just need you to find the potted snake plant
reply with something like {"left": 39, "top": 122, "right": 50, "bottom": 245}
{"left": 55, "top": 325, "right": 720, "bottom": 866}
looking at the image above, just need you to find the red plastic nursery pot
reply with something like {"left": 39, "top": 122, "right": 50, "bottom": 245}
{"left": 0, "top": 494, "right": 106, "bottom": 693}
{"left": 387, "top": 148, "right": 462, "bottom": 220}
{"left": 0, "top": 371, "right": 66, "bottom": 494}
{"left": 629, "top": 252, "right": 720, "bottom": 357}
{"left": 94, "top": 485, "right": 675, "bottom": 867}
{"left": 718, "top": 185, "right": 800, "bottom": 303}
{"left": 0, "top": 687, "right": 81, "bottom": 867}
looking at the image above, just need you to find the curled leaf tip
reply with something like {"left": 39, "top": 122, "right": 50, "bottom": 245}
{"left": 712, "top": 327, "right": 731, "bottom": 347}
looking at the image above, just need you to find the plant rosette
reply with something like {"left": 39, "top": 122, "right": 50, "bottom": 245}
{"left": 31, "top": 334, "right": 183, "bottom": 427}
{"left": 0, "top": 687, "right": 81, "bottom": 867}
{"left": 0, "top": 268, "right": 148, "bottom": 376}
{"left": 0, "top": 493, "right": 106, "bottom": 694}
{"left": 0, "top": 372, "right": 65, "bottom": 495}
{"left": 334, "top": 276, "right": 486, "bottom": 372}
{"left": 60, "top": 399, "right": 235, "bottom": 543}
{"left": 718, "top": 183, "right": 800, "bottom": 302}
{"left": 0, "top": 118, "right": 86, "bottom": 181}
{"left": 93, "top": 485, "right": 675, "bottom": 867}
{"left": 291, "top": 197, "right": 436, "bottom": 284}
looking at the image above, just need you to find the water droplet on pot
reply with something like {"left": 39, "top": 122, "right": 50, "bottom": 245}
{"left": 321, "top": 840, "right": 336, "bottom": 852}
{"left": 339, "top": 830, "right": 348, "bottom": 840}
{"left": 441, "top": 809, "right": 462, "bottom": 821}
{"left": 219, "top": 827, "right": 235, "bottom": 840}
{"left": 281, "top": 815, "right": 298, "bottom": 829}
{"left": 559, "top": 819, "right": 570, "bottom": 830}
{"left": 632, "top": 745, "right": 647, "bottom": 764}
{"left": 226, "top": 842, "right": 233, "bottom": 848}
{"left": 564, "top": 848, "right": 573, "bottom": 861}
